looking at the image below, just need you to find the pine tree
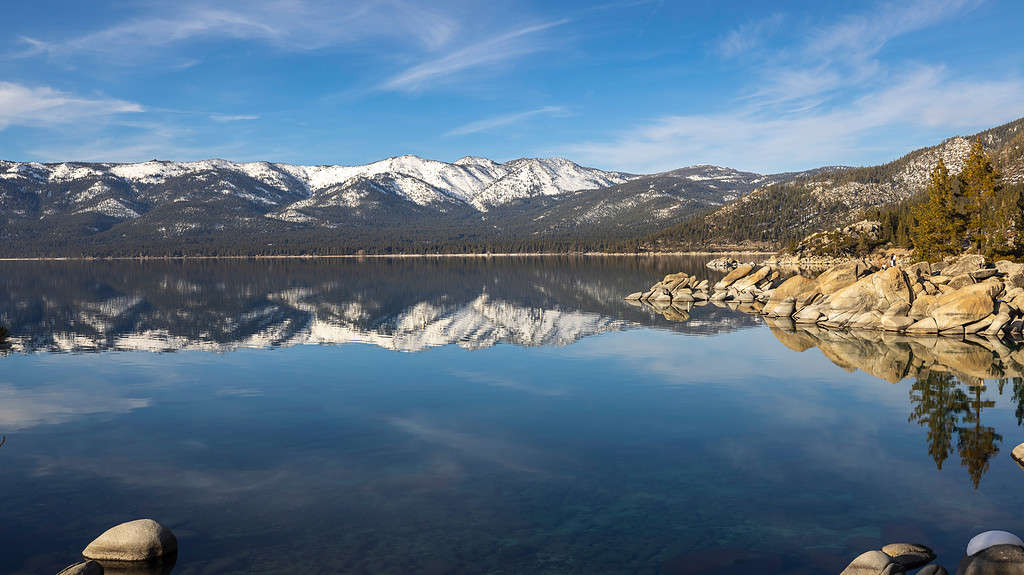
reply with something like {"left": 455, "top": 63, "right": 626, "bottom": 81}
{"left": 960, "top": 138, "right": 1003, "bottom": 254}
{"left": 911, "top": 159, "right": 957, "bottom": 261}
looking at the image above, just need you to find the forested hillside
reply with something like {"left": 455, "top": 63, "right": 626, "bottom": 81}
{"left": 645, "top": 117, "right": 1024, "bottom": 252}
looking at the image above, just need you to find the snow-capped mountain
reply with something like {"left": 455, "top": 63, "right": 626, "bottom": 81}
{"left": 0, "top": 153, "right": 846, "bottom": 256}
{"left": 0, "top": 154, "right": 632, "bottom": 214}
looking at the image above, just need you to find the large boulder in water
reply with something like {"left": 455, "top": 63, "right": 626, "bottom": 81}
{"left": 840, "top": 550, "right": 904, "bottom": 575}
{"left": 909, "top": 294, "right": 940, "bottom": 320}
{"left": 714, "top": 264, "right": 754, "bottom": 290}
{"left": 828, "top": 267, "right": 913, "bottom": 314}
{"left": 732, "top": 266, "right": 772, "bottom": 291}
{"left": 1013, "top": 443, "right": 1024, "bottom": 470}
{"left": 870, "top": 267, "right": 914, "bottom": 308}
{"left": 82, "top": 519, "right": 177, "bottom": 562}
{"left": 930, "top": 281, "right": 1000, "bottom": 331}
{"left": 769, "top": 275, "right": 819, "bottom": 304}
{"left": 882, "top": 543, "right": 935, "bottom": 569}
{"left": 957, "top": 544, "right": 1024, "bottom": 575}
{"left": 816, "top": 260, "right": 873, "bottom": 296}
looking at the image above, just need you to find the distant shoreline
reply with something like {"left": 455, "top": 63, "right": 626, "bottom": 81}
{"left": 0, "top": 250, "right": 773, "bottom": 262}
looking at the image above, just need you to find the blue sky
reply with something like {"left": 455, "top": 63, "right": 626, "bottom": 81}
{"left": 1, "top": 0, "right": 1023, "bottom": 173}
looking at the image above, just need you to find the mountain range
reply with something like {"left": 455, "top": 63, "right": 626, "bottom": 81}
{"left": 0, "top": 152, "right": 841, "bottom": 255}
{"left": 2, "top": 116, "right": 1023, "bottom": 256}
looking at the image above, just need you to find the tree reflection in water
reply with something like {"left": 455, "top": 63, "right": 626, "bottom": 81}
{"left": 908, "top": 372, "right": 967, "bottom": 471}
{"left": 650, "top": 303, "right": 1024, "bottom": 488}
{"left": 909, "top": 374, "right": 1003, "bottom": 488}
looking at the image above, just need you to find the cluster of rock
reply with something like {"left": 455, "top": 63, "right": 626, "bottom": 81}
{"left": 841, "top": 531, "right": 1024, "bottom": 575}
{"left": 762, "top": 253, "right": 871, "bottom": 270}
{"left": 762, "top": 255, "right": 1024, "bottom": 337}
{"left": 626, "top": 265, "right": 794, "bottom": 307}
{"left": 634, "top": 255, "right": 1024, "bottom": 339}
{"left": 841, "top": 543, "right": 936, "bottom": 575}
{"left": 706, "top": 257, "right": 750, "bottom": 271}
{"left": 625, "top": 272, "right": 713, "bottom": 304}
{"left": 57, "top": 519, "right": 176, "bottom": 575}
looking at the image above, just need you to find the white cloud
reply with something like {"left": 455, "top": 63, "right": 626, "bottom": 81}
{"left": 444, "top": 106, "right": 567, "bottom": 136}
{"left": 569, "top": 68, "right": 1024, "bottom": 173}
{"left": 380, "top": 19, "right": 570, "bottom": 92}
{"left": 13, "top": 0, "right": 460, "bottom": 64}
{"left": 715, "top": 14, "right": 784, "bottom": 59}
{"left": 0, "top": 82, "right": 142, "bottom": 131}
{"left": 566, "top": 0, "right": 1015, "bottom": 173}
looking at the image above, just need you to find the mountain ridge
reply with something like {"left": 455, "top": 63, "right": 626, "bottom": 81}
{"left": 0, "top": 154, "right": 807, "bottom": 256}
{"left": 645, "top": 116, "right": 1024, "bottom": 251}
{"left": 5, "top": 115, "right": 1024, "bottom": 257}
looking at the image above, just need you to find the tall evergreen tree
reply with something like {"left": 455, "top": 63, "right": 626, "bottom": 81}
{"left": 960, "top": 138, "right": 1003, "bottom": 253}
{"left": 911, "top": 159, "right": 958, "bottom": 261}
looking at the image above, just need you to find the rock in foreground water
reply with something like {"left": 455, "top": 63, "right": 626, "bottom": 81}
{"left": 1012, "top": 443, "right": 1024, "bottom": 470}
{"left": 882, "top": 543, "right": 935, "bottom": 569}
{"left": 957, "top": 544, "right": 1024, "bottom": 575}
{"left": 840, "top": 550, "right": 904, "bottom": 575}
{"left": 82, "top": 519, "right": 177, "bottom": 562}
{"left": 967, "top": 532, "right": 1024, "bottom": 557}
{"left": 57, "top": 561, "right": 103, "bottom": 575}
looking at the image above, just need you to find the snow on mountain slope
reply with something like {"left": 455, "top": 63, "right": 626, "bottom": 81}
{"left": 471, "top": 158, "right": 633, "bottom": 210}
{"left": 2, "top": 155, "right": 633, "bottom": 214}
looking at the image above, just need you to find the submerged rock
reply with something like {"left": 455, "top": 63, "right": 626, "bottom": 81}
{"left": 57, "top": 562, "right": 103, "bottom": 575}
{"left": 93, "top": 560, "right": 176, "bottom": 575}
{"left": 82, "top": 519, "right": 177, "bottom": 562}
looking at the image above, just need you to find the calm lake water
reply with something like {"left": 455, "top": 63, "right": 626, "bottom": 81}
{"left": 1, "top": 257, "right": 1023, "bottom": 574}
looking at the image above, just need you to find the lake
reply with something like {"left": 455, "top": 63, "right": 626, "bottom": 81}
{"left": 1, "top": 257, "right": 1022, "bottom": 574}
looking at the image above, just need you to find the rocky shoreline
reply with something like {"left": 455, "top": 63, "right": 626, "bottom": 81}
{"left": 839, "top": 531, "right": 1024, "bottom": 575}
{"left": 628, "top": 255, "right": 1024, "bottom": 338}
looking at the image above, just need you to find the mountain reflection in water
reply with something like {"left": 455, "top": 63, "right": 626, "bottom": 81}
{"left": 0, "top": 257, "right": 754, "bottom": 354}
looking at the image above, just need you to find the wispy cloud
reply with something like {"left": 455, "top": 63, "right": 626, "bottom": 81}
{"left": 569, "top": 68, "right": 1024, "bottom": 173}
{"left": 715, "top": 14, "right": 784, "bottom": 58}
{"left": 11, "top": 0, "right": 460, "bottom": 64}
{"left": 0, "top": 82, "right": 142, "bottom": 131}
{"left": 567, "top": 0, "right": 1009, "bottom": 173}
{"left": 445, "top": 106, "right": 567, "bottom": 136}
{"left": 380, "top": 19, "right": 571, "bottom": 92}
{"left": 210, "top": 114, "right": 260, "bottom": 123}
